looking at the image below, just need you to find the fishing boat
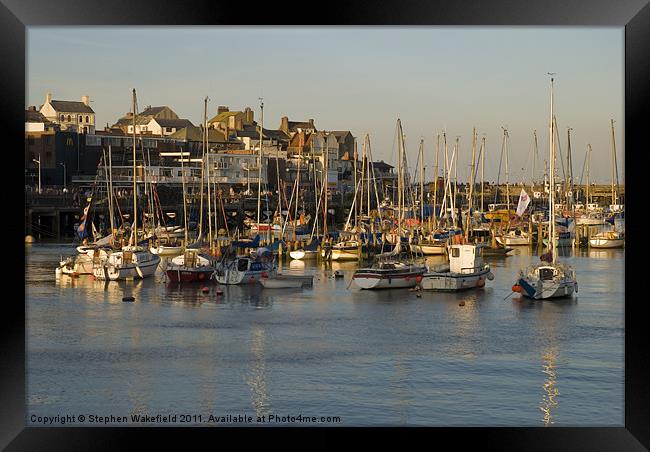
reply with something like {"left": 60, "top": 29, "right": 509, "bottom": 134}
{"left": 353, "top": 260, "right": 426, "bottom": 290}
{"left": 513, "top": 74, "right": 577, "bottom": 300}
{"left": 589, "top": 230, "right": 624, "bottom": 248}
{"left": 165, "top": 249, "right": 214, "bottom": 283}
{"left": 420, "top": 243, "right": 493, "bottom": 291}
{"left": 214, "top": 255, "right": 276, "bottom": 285}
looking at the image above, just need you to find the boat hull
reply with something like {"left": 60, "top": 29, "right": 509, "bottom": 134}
{"left": 260, "top": 278, "right": 303, "bottom": 288}
{"left": 93, "top": 254, "right": 161, "bottom": 281}
{"left": 411, "top": 244, "right": 446, "bottom": 255}
{"left": 352, "top": 266, "right": 426, "bottom": 290}
{"left": 589, "top": 238, "right": 624, "bottom": 248}
{"left": 421, "top": 268, "right": 492, "bottom": 291}
{"left": 165, "top": 267, "right": 214, "bottom": 283}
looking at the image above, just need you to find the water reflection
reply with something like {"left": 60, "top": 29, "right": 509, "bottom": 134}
{"left": 247, "top": 326, "right": 271, "bottom": 418}
{"left": 540, "top": 347, "right": 559, "bottom": 426}
{"left": 390, "top": 357, "right": 412, "bottom": 424}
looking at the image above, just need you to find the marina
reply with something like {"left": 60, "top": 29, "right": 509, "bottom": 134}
{"left": 22, "top": 26, "right": 627, "bottom": 430}
{"left": 26, "top": 242, "right": 624, "bottom": 425}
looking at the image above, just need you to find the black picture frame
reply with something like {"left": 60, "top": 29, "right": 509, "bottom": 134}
{"left": 6, "top": 0, "right": 649, "bottom": 449}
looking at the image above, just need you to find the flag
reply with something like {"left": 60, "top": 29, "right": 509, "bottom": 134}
{"left": 77, "top": 199, "right": 92, "bottom": 238}
{"left": 516, "top": 189, "right": 531, "bottom": 217}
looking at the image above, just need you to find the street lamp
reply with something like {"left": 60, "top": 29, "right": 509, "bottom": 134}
{"left": 59, "top": 161, "right": 66, "bottom": 187}
{"left": 32, "top": 154, "right": 41, "bottom": 194}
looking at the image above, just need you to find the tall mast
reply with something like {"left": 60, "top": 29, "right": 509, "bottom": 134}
{"left": 397, "top": 120, "right": 403, "bottom": 231}
{"left": 532, "top": 130, "right": 538, "bottom": 193}
{"left": 480, "top": 136, "right": 485, "bottom": 213}
{"left": 466, "top": 127, "right": 476, "bottom": 240}
{"left": 180, "top": 148, "right": 188, "bottom": 245}
{"left": 131, "top": 89, "right": 138, "bottom": 246}
{"left": 323, "top": 132, "right": 329, "bottom": 238}
{"left": 549, "top": 74, "right": 556, "bottom": 264}
{"left": 257, "top": 98, "right": 263, "bottom": 232}
{"left": 586, "top": 144, "right": 592, "bottom": 205}
{"left": 419, "top": 138, "right": 424, "bottom": 224}
{"left": 610, "top": 119, "right": 620, "bottom": 206}
{"left": 502, "top": 127, "right": 510, "bottom": 213}
{"left": 443, "top": 131, "right": 448, "bottom": 228}
{"left": 204, "top": 97, "right": 212, "bottom": 246}
{"left": 366, "top": 135, "right": 370, "bottom": 219}
{"left": 353, "top": 137, "right": 357, "bottom": 230}
{"left": 433, "top": 133, "right": 439, "bottom": 230}
{"left": 294, "top": 134, "right": 302, "bottom": 240}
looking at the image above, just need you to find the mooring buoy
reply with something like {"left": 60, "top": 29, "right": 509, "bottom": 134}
{"left": 122, "top": 296, "right": 135, "bottom": 302}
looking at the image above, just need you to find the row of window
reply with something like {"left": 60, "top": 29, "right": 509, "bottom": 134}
{"left": 60, "top": 114, "right": 92, "bottom": 123}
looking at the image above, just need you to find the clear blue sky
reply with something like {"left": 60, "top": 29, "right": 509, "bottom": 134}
{"left": 27, "top": 27, "right": 623, "bottom": 184}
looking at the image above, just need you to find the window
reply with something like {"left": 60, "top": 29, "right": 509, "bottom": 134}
{"left": 67, "top": 115, "right": 71, "bottom": 122}
{"left": 166, "top": 127, "right": 173, "bottom": 133}
{"left": 60, "top": 114, "right": 64, "bottom": 121}
{"left": 177, "top": 170, "right": 182, "bottom": 177}
{"left": 79, "top": 115, "right": 82, "bottom": 122}
{"left": 452, "top": 248, "right": 460, "bottom": 258}
{"left": 86, "top": 116, "right": 89, "bottom": 123}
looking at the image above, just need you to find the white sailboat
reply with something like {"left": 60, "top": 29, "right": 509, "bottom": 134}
{"left": 514, "top": 75, "right": 577, "bottom": 300}
{"left": 93, "top": 89, "right": 160, "bottom": 281}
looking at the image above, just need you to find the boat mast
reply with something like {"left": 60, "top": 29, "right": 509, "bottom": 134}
{"left": 466, "top": 127, "right": 476, "bottom": 241}
{"left": 586, "top": 144, "right": 592, "bottom": 205}
{"left": 180, "top": 148, "right": 188, "bottom": 245}
{"left": 480, "top": 135, "right": 485, "bottom": 214}
{"left": 323, "top": 132, "right": 329, "bottom": 239}
{"left": 610, "top": 119, "right": 620, "bottom": 206}
{"left": 433, "top": 133, "right": 439, "bottom": 231}
{"left": 366, "top": 135, "right": 371, "bottom": 220}
{"left": 397, "top": 120, "right": 403, "bottom": 234}
{"left": 204, "top": 97, "right": 212, "bottom": 247}
{"left": 353, "top": 137, "right": 357, "bottom": 230}
{"left": 532, "top": 130, "right": 538, "bottom": 195}
{"left": 419, "top": 138, "right": 424, "bottom": 225}
{"left": 257, "top": 97, "right": 263, "bottom": 233}
{"left": 567, "top": 127, "right": 574, "bottom": 210}
{"left": 502, "top": 127, "right": 510, "bottom": 214}
{"left": 549, "top": 74, "right": 556, "bottom": 264}
{"left": 131, "top": 89, "right": 138, "bottom": 247}
{"left": 294, "top": 136, "right": 302, "bottom": 241}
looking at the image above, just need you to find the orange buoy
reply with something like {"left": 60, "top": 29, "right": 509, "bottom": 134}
{"left": 477, "top": 279, "right": 485, "bottom": 288}
{"left": 415, "top": 275, "right": 423, "bottom": 283}
{"left": 511, "top": 284, "right": 523, "bottom": 293}
{"left": 201, "top": 287, "right": 210, "bottom": 293}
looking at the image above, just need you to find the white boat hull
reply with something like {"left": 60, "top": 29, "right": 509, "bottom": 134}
{"left": 353, "top": 266, "right": 426, "bottom": 290}
{"left": 289, "top": 250, "right": 305, "bottom": 260}
{"left": 411, "top": 244, "right": 446, "bottom": 255}
{"left": 589, "top": 238, "right": 624, "bottom": 248}
{"left": 93, "top": 254, "right": 161, "bottom": 281}
{"left": 496, "top": 235, "right": 530, "bottom": 246}
{"left": 421, "top": 268, "right": 492, "bottom": 292}
{"left": 330, "top": 248, "right": 360, "bottom": 261}
{"left": 151, "top": 245, "right": 184, "bottom": 256}
{"left": 260, "top": 278, "right": 303, "bottom": 288}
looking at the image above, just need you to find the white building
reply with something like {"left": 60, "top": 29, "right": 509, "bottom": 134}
{"left": 39, "top": 92, "right": 95, "bottom": 134}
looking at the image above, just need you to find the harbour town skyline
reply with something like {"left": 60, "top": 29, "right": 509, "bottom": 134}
{"left": 27, "top": 26, "right": 623, "bottom": 183}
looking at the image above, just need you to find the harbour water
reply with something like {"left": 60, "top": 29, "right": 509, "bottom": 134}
{"left": 26, "top": 243, "right": 624, "bottom": 426}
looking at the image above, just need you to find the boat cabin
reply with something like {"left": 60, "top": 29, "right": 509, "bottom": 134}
{"left": 537, "top": 266, "right": 558, "bottom": 281}
{"left": 449, "top": 244, "right": 483, "bottom": 274}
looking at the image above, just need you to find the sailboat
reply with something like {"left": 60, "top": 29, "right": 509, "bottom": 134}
{"left": 93, "top": 89, "right": 161, "bottom": 281}
{"left": 352, "top": 119, "right": 427, "bottom": 290}
{"left": 513, "top": 75, "right": 577, "bottom": 300}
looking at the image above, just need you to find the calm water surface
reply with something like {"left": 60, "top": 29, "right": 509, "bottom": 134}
{"left": 26, "top": 244, "right": 624, "bottom": 426}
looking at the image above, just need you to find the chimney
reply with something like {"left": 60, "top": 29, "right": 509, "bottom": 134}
{"left": 82, "top": 95, "right": 89, "bottom": 106}
{"left": 244, "top": 107, "right": 253, "bottom": 124}
{"left": 281, "top": 116, "right": 289, "bottom": 133}
{"left": 46, "top": 92, "right": 52, "bottom": 103}
{"left": 218, "top": 106, "right": 229, "bottom": 115}
{"left": 308, "top": 119, "right": 315, "bottom": 130}
{"left": 126, "top": 112, "right": 133, "bottom": 117}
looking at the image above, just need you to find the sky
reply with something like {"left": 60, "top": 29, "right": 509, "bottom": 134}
{"left": 27, "top": 27, "right": 624, "bottom": 184}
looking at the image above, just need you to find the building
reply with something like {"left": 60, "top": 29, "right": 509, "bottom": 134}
{"left": 39, "top": 92, "right": 96, "bottom": 134}
{"left": 330, "top": 131, "right": 355, "bottom": 160}
{"left": 112, "top": 105, "right": 180, "bottom": 134}
{"left": 279, "top": 116, "right": 316, "bottom": 136}
{"left": 26, "top": 107, "right": 58, "bottom": 133}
